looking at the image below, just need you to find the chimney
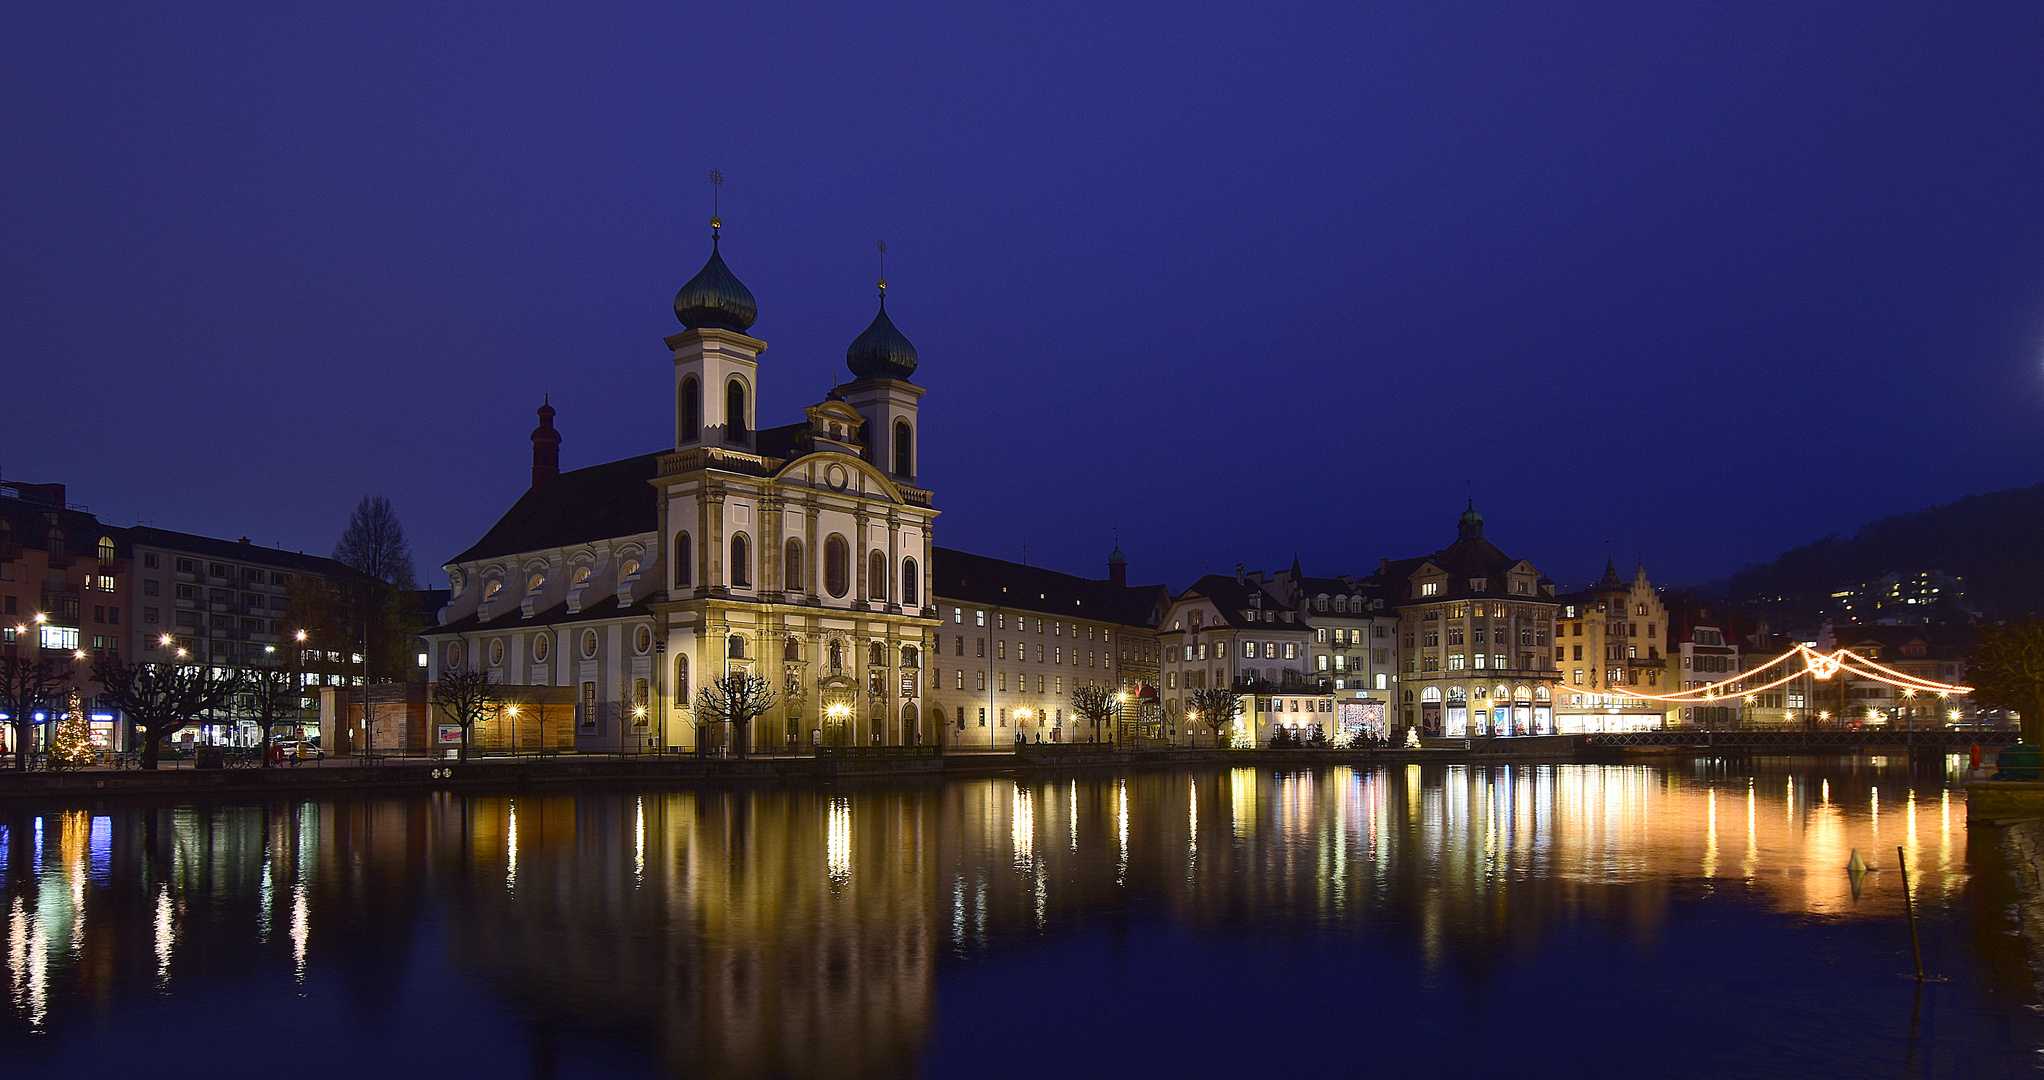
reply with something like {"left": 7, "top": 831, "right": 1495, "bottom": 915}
{"left": 531, "top": 399, "right": 561, "bottom": 487}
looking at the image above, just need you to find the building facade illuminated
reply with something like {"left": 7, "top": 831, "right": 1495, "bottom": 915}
{"left": 424, "top": 221, "right": 939, "bottom": 751}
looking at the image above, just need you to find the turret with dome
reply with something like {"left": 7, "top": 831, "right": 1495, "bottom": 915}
{"left": 673, "top": 219, "right": 758, "bottom": 333}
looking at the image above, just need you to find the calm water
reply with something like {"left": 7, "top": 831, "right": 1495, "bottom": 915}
{"left": 3, "top": 759, "right": 2041, "bottom": 1079}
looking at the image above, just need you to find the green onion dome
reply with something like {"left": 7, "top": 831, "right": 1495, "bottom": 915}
{"left": 673, "top": 222, "right": 758, "bottom": 333}
{"left": 846, "top": 287, "right": 918, "bottom": 381}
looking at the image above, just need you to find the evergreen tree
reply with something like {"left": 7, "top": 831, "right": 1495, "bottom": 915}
{"left": 49, "top": 690, "right": 95, "bottom": 766}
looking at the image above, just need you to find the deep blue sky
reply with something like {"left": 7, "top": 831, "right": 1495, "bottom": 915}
{"left": 6, "top": 1, "right": 2042, "bottom": 593}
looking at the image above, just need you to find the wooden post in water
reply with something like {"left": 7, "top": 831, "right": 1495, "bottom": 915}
{"left": 1898, "top": 845, "right": 1924, "bottom": 982}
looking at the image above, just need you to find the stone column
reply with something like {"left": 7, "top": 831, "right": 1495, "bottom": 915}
{"left": 760, "top": 496, "right": 783, "bottom": 600}
{"left": 704, "top": 489, "right": 726, "bottom": 594}
{"left": 852, "top": 512, "right": 870, "bottom": 610}
{"left": 805, "top": 503, "right": 821, "bottom": 604}
{"left": 885, "top": 514, "right": 900, "bottom": 614}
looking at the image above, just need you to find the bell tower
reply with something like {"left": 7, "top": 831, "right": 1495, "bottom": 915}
{"left": 841, "top": 265, "right": 925, "bottom": 487}
{"left": 669, "top": 214, "right": 764, "bottom": 451}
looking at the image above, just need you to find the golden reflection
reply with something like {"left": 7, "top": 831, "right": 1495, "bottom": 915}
{"left": 0, "top": 760, "right": 1989, "bottom": 1078}
{"left": 827, "top": 796, "right": 852, "bottom": 890}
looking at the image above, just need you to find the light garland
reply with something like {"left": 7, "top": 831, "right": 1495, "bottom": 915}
{"left": 1592, "top": 642, "right": 1971, "bottom": 704}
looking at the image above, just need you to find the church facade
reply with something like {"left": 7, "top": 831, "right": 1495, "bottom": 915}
{"left": 423, "top": 219, "right": 939, "bottom": 752}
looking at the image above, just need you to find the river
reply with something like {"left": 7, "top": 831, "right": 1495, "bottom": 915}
{"left": 3, "top": 757, "right": 2040, "bottom": 1078}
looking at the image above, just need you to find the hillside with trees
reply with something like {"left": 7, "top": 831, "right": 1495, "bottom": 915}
{"left": 1719, "top": 482, "right": 2044, "bottom": 624}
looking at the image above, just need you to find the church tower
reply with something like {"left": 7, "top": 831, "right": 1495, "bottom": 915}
{"left": 840, "top": 279, "right": 926, "bottom": 488}
{"left": 668, "top": 216, "right": 764, "bottom": 451}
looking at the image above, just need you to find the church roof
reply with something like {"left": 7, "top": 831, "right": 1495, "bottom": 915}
{"left": 448, "top": 452, "right": 662, "bottom": 565}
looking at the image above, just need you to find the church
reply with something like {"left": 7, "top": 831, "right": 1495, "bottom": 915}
{"left": 423, "top": 216, "right": 939, "bottom": 752}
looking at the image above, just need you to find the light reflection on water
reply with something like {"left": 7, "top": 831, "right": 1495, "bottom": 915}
{"left": 0, "top": 757, "right": 2039, "bottom": 1078}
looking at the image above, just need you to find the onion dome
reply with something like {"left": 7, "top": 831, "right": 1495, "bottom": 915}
{"left": 846, "top": 285, "right": 918, "bottom": 381}
{"left": 1457, "top": 499, "right": 1484, "bottom": 541}
{"left": 673, "top": 220, "right": 758, "bottom": 333}
{"left": 1108, "top": 542, "right": 1127, "bottom": 567}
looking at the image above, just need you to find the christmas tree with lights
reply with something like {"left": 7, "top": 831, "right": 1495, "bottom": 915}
{"left": 50, "top": 689, "right": 96, "bottom": 766}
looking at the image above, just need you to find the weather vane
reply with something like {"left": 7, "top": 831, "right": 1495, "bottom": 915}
{"left": 709, "top": 168, "right": 724, "bottom": 230}
{"left": 876, "top": 238, "right": 887, "bottom": 295}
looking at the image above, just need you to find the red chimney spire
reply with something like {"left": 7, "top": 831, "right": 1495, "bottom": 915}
{"left": 530, "top": 398, "right": 561, "bottom": 487}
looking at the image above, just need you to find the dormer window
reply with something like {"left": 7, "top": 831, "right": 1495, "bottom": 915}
{"left": 620, "top": 559, "right": 641, "bottom": 580}
{"left": 483, "top": 579, "right": 503, "bottom": 600}
{"left": 1469, "top": 578, "right": 1487, "bottom": 592}
{"left": 1419, "top": 581, "right": 1441, "bottom": 597}
{"left": 527, "top": 573, "right": 546, "bottom": 594}
{"left": 572, "top": 567, "right": 592, "bottom": 587}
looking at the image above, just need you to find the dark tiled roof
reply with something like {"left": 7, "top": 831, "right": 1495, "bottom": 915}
{"left": 0, "top": 497, "right": 122, "bottom": 560}
{"left": 1375, "top": 534, "right": 1535, "bottom": 606}
{"left": 424, "top": 595, "right": 650, "bottom": 636}
{"left": 1170, "top": 574, "right": 1316, "bottom": 632}
{"left": 125, "top": 526, "right": 358, "bottom": 578}
{"left": 933, "top": 547, "right": 1166, "bottom": 628}
{"left": 449, "top": 452, "right": 662, "bottom": 565}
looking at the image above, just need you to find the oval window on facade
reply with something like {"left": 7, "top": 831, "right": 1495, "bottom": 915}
{"left": 533, "top": 634, "right": 551, "bottom": 662}
{"left": 635, "top": 626, "right": 652, "bottom": 654}
{"left": 581, "top": 629, "right": 598, "bottom": 659}
{"left": 489, "top": 639, "right": 505, "bottom": 666}
{"left": 446, "top": 641, "right": 463, "bottom": 668}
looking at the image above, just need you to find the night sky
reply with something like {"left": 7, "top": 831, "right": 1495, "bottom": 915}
{"left": 7, "top": 2, "right": 2042, "bottom": 593}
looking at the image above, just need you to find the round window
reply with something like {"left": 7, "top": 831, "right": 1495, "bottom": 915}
{"left": 635, "top": 626, "right": 652, "bottom": 654}
{"left": 581, "top": 629, "right": 598, "bottom": 659}
{"left": 445, "top": 641, "right": 462, "bottom": 667}
{"left": 533, "top": 635, "right": 550, "bottom": 662}
{"left": 489, "top": 639, "right": 504, "bottom": 666}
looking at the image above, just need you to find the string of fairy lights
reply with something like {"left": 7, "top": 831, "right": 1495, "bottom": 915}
{"left": 1597, "top": 642, "right": 1972, "bottom": 706}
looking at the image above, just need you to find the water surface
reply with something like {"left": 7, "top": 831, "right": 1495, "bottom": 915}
{"left": 3, "top": 758, "right": 2039, "bottom": 1079}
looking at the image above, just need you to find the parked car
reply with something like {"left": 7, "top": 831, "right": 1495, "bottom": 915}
{"left": 275, "top": 741, "right": 324, "bottom": 761}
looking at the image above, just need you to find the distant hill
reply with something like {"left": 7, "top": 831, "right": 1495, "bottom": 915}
{"left": 1718, "top": 482, "right": 2044, "bottom": 623}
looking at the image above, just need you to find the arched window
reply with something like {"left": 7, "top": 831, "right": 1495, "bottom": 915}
{"left": 728, "top": 634, "right": 747, "bottom": 659}
{"left": 900, "top": 644, "right": 919, "bottom": 668}
{"left": 675, "top": 654, "right": 689, "bottom": 702}
{"left": 868, "top": 642, "right": 885, "bottom": 667}
{"left": 868, "top": 551, "right": 887, "bottom": 601}
{"left": 783, "top": 539, "right": 803, "bottom": 592}
{"left": 901, "top": 557, "right": 919, "bottom": 606}
{"left": 824, "top": 534, "right": 850, "bottom": 598}
{"left": 1421, "top": 686, "right": 1442, "bottom": 703}
{"left": 729, "top": 533, "right": 750, "bottom": 588}
{"left": 97, "top": 536, "right": 115, "bottom": 564}
{"left": 893, "top": 420, "right": 913, "bottom": 478}
{"left": 679, "top": 376, "right": 700, "bottom": 442}
{"left": 725, "top": 378, "right": 749, "bottom": 445}
{"left": 783, "top": 636, "right": 802, "bottom": 661}
{"left": 675, "top": 532, "right": 693, "bottom": 587}
{"left": 47, "top": 526, "right": 66, "bottom": 554}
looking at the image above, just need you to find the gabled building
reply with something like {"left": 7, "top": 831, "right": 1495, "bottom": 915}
{"left": 1157, "top": 568, "right": 1319, "bottom": 746}
{"left": 1667, "top": 599, "right": 1741, "bottom": 727}
{"left": 0, "top": 477, "right": 127, "bottom": 751}
{"left": 1552, "top": 560, "right": 1669, "bottom": 733}
{"left": 1374, "top": 504, "right": 1561, "bottom": 738}
{"left": 425, "top": 219, "right": 940, "bottom": 753}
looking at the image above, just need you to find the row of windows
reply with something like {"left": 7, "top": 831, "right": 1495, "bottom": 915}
{"left": 673, "top": 531, "right": 922, "bottom": 605}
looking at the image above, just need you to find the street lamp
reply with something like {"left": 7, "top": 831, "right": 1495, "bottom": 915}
{"left": 1115, "top": 691, "right": 1128, "bottom": 748}
{"left": 506, "top": 703, "right": 521, "bottom": 755}
{"left": 1015, "top": 707, "right": 1032, "bottom": 746}
{"left": 1187, "top": 709, "right": 1199, "bottom": 750}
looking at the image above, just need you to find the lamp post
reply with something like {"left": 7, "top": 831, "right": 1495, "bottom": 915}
{"left": 1115, "top": 690, "right": 1128, "bottom": 748}
{"left": 1187, "top": 709, "right": 1199, "bottom": 750}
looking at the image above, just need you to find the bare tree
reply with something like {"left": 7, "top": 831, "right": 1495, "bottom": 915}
{"left": 0, "top": 654, "right": 70, "bottom": 770}
{"left": 694, "top": 672, "right": 778, "bottom": 759}
{"left": 1968, "top": 620, "right": 2044, "bottom": 745}
{"left": 241, "top": 662, "right": 300, "bottom": 767}
{"left": 1185, "top": 686, "right": 1244, "bottom": 750}
{"left": 333, "top": 495, "right": 418, "bottom": 591}
{"left": 1070, "top": 684, "right": 1119, "bottom": 744}
{"left": 332, "top": 495, "right": 422, "bottom": 681}
{"left": 90, "top": 654, "right": 244, "bottom": 770}
{"left": 432, "top": 665, "right": 497, "bottom": 761}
